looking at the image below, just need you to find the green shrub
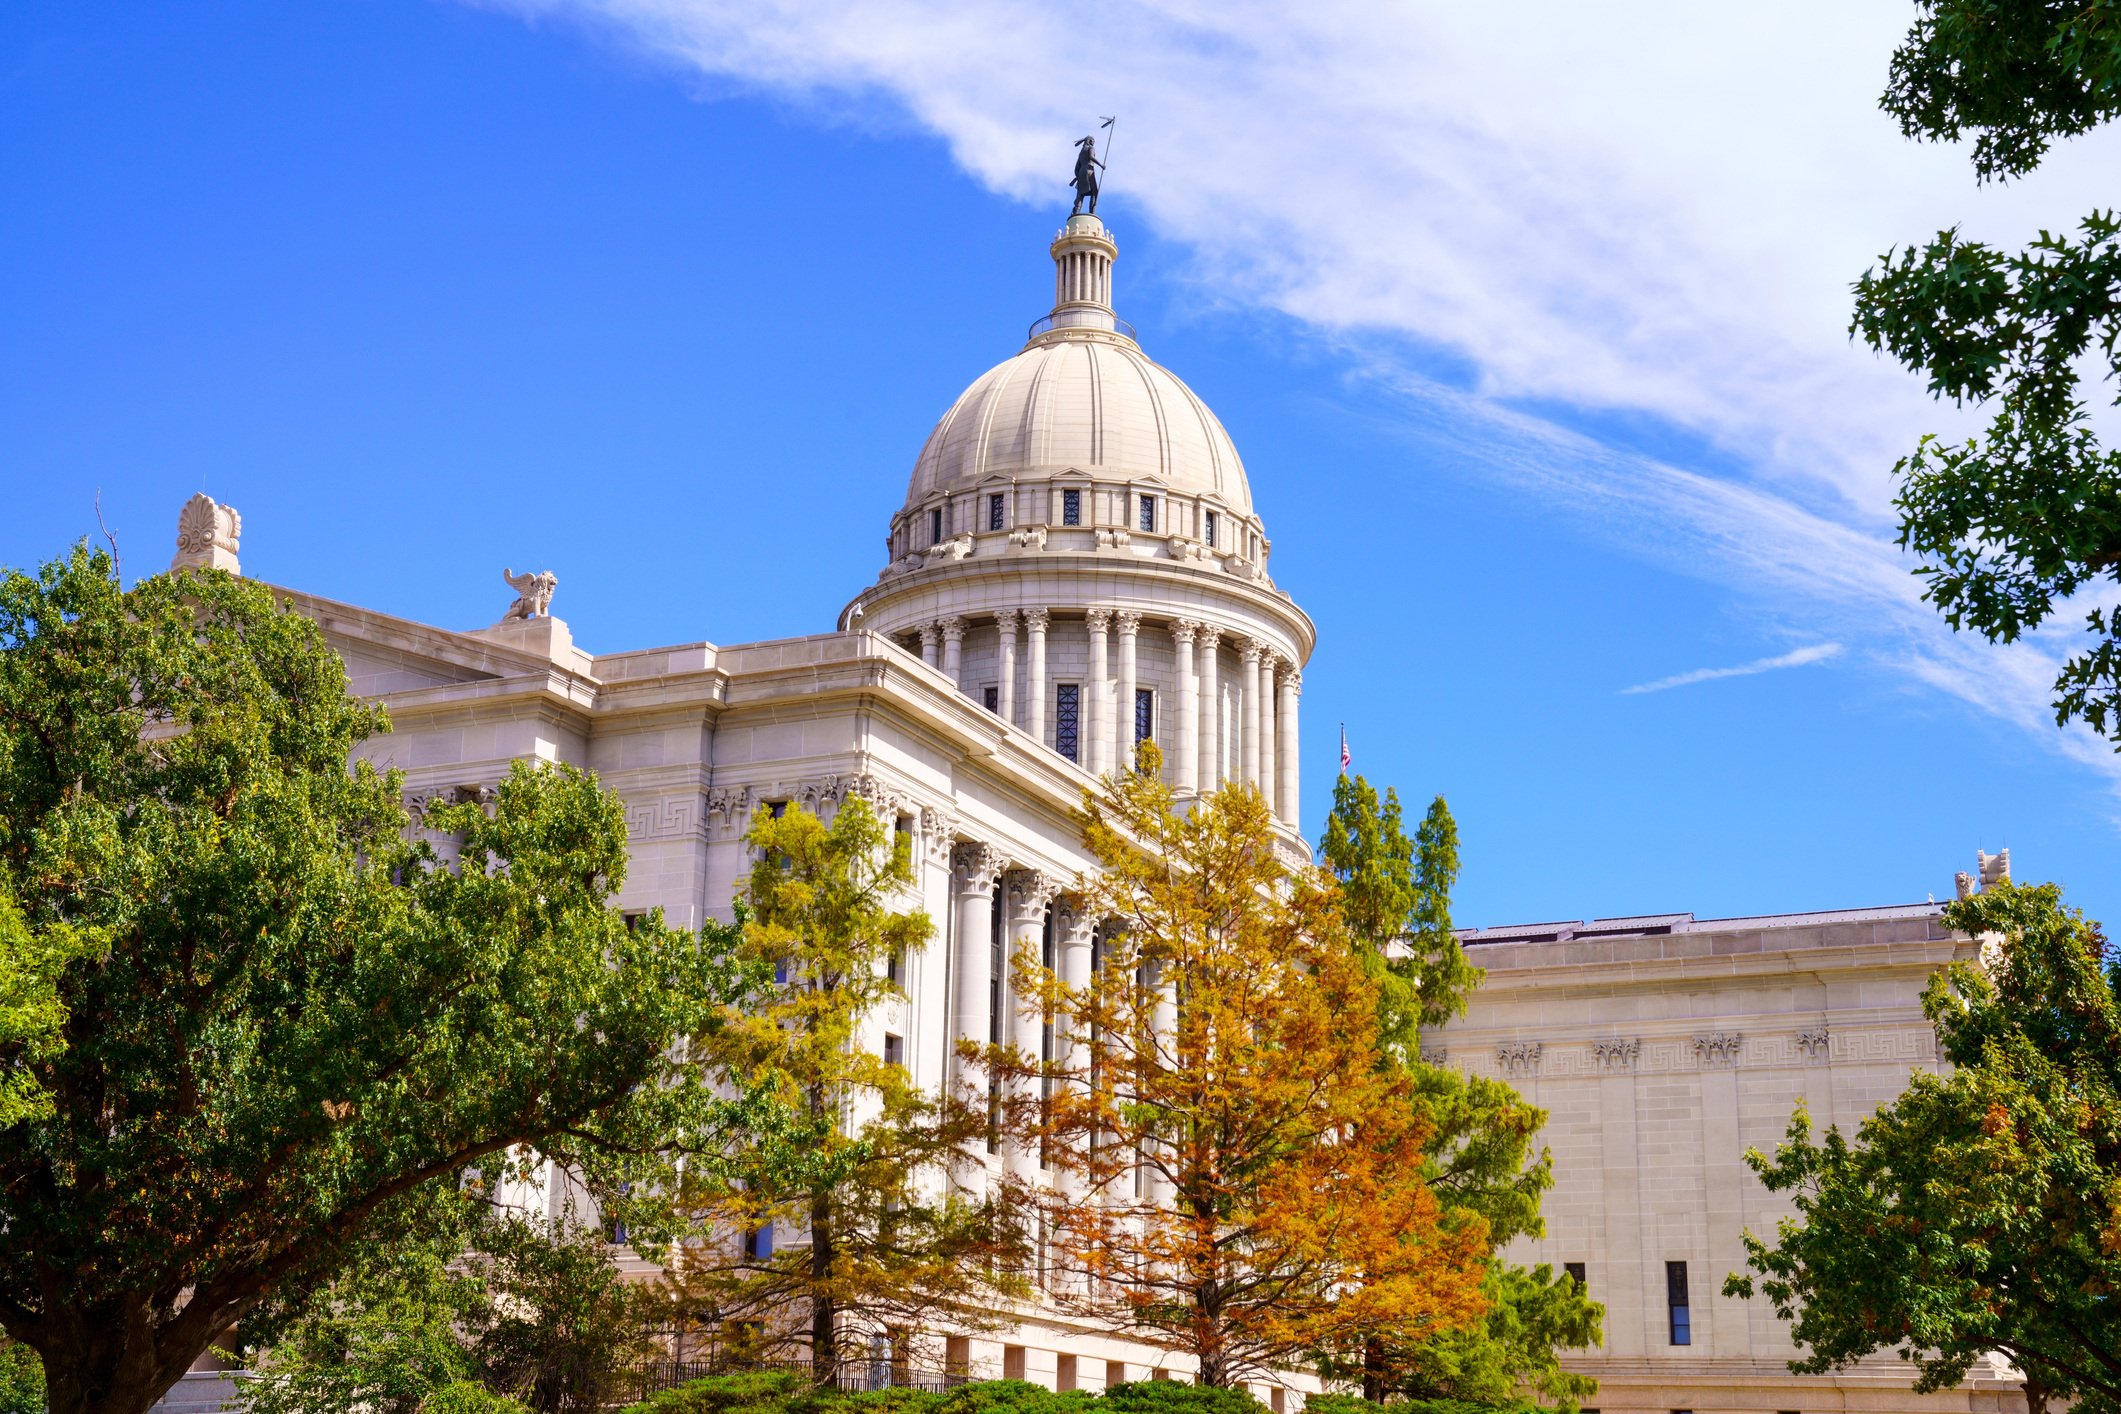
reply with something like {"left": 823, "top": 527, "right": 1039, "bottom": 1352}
{"left": 0, "top": 1342, "right": 45, "bottom": 1414}
{"left": 1097, "top": 1384, "right": 1261, "bottom": 1414}
{"left": 422, "top": 1382, "right": 530, "bottom": 1414}
{"left": 1306, "top": 1395, "right": 1541, "bottom": 1414}
{"left": 939, "top": 1381, "right": 1094, "bottom": 1414}
{"left": 620, "top": 1370, "right": 814, "bottom": 1414}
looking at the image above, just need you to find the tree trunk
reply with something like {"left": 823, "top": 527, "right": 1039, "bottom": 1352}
{"left": 35, "top": 1321, "right": 199, "bottom": 1414}
{"left": 1361, "top": 1336, "right": 1385, "bottom": 1402}
{"left": 811, "top": 1189, "right": 837, "bottom": 1382}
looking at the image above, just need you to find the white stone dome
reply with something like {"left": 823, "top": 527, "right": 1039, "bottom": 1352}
{"left": 905, "top": 334, "right": 1254, "bottom": 515}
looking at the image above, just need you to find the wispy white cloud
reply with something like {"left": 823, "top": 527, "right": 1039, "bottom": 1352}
{"left": 470, "top": 0, "right": 2121, "bottom": 785}
{"left": 1622, "top": 643, "right": 1843, "bottom": 696}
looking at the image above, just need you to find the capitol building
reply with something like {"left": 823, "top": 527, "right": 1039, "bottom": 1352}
{"left": 178, "top": 209, "right": 2024, "bottom": 1414}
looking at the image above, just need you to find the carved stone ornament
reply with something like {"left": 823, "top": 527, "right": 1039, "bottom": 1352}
{"left": 1590, "top": 1038, "right": 1641, "bottom": 1070}
{"left": 1009, "top": 526, "right": 1048, "bottom": 550}
{"left": 1496, "top": 1041, "right": 1543, "bottom": 1076}
{"left": 500, "top": 568, "right": 558, "bottom": 622}
{"left": 920, "top": 806, "right": 957, "bottom": 866}
{"left": 1006, "top": 868, "right": 1063, "bottom": 921}
{"left": 1094, "top": 528, "right": 1132, "bottom": 550}
{"left": 1165, "top": 536, "right": 1208, "bottom": 562}
{"left": 925, "top": 533, "right": 975, "bottom": 565}
{"left": 952, "top": 841, "right": 1004, "bottom": 893}
{"left": 171, "top": 493, "right": 242, "bottom": 574}
{"left": 1693, "top": 1033, "right": 1744, "bottom": 1065}
{"left": 1418, "top": 1046, "right": 1448, "bottom": 1066}
{"left": 1796, "top": 1029, "right": 1831, "bottom": 1060}
{"left": 705, "top": 786, "right": 754, "bottom": 832}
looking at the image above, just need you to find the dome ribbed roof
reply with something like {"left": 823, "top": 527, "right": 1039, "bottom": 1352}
{"left": 904, "top": 333, "right": 1253, "bottom": 514}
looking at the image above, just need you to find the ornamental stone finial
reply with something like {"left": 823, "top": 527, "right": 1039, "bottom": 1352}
{"left": 171, "top": 493, "right": 242, "bottom": 575}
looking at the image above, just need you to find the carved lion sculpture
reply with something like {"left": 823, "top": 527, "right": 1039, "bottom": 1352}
{"left": 501, "top": 568, "right": 557, "bottom": 621}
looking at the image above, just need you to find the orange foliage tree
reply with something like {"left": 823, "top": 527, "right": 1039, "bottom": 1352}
{"left": 989, "top": 748, "right": 1490, "bottom": 1387}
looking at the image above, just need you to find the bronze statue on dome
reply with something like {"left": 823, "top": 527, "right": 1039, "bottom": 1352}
{"left": 1069, "top": 135, "right": 1104, "bottom": 216}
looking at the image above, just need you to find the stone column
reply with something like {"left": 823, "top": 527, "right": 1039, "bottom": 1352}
{"left": 941, "top": 616, "right": 967, "bottom": 692}
{"left": 1259, "top": 660, "right": 1277, "bottom": 809}
{"left": 951, "top": 844, "right": 1003, "bottom": 1097}
{"left": 917, "top": 621, "right": 940, "bottom": 667}
{"left": 995, "top": 610, "right": 1020, "bottom": 726}
{"left": 1025, "top": 609, "right": 1050, "bottom": 747}
{"left": 1240, "top": 638, "right": 1265, "bottom": 789}
{"left": 1147, "top": 957, "right": 1177, "bottom": 1206}
{"left": 1115, "top": 611, "right": 1141, "bottom": 771}
{"left": 1055, "top": 901, "right": 1096, "bottom": 1196}
{"left": 1196, "top": 628, "right": 1222, "bottom": 789}
{"left": 1086, "top": 609, "right": 1112, "bottom": 777}
{"left": 1171, "top": 621, "right": 1200, "bottom": 795}
{"left": 1277, "top": 667, "right": 1302, "bottom": 823}
{"left": 1006, "top": 870, "right": 1060, "bottom": 1182}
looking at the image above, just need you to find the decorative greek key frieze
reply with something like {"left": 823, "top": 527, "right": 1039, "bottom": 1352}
{"left": 626, "top": 794, "right": 703, "bottom": 843}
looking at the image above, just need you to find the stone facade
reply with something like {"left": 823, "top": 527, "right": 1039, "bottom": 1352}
{"left": 1434, "top": 907, "right": 2024, "bottom": 1413}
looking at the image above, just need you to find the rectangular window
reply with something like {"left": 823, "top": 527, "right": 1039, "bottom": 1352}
{"left": 989, "top": 492, "right": 1005, "bottom": 530}
{"left": 930, "top": 508, "right": 943, "bottom": 544}
{"left": 1204, "top": 509, "right": 1218, "bottom": 547}
{"left": 1055, "top": 683, "right": 1081, "bottom": 762}
{"left": 1667, "top": 1260, "right": 1692, "bottom": 1346}
{"left": 1062, "top": 488, "right": 1082, "bottom": 525}
{"left": 1106, "top": 1362, "right": 1127, "bottom": 1391}
{"left": 883, "top": 1032, "right": 904, "bottom": 1068}
{"left": 1056, "top": 1355, "right": 1078, "bottom": 1393}
{"left": 1138, "top": 494, "right": 1156, "bottom": 532}
{"left": 886, "top": 945, "right": 902, "bottom": 985}
{"left": 767, "top": 800, "right": 788, "bottom": 820}
{"left": 1565, "top": 1261, "right": 1586, "bottom": 1289}
{"left": 1135, "top": 687, "right": 1155, "bottom": 745}
{"left": 983, "top": 685, "right": 999, "bottom": 714}
{"left": 745, "top": 1224, "right": 774, "bottom": 1260}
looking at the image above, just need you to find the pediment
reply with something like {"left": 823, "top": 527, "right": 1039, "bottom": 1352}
{"left": 264, "top": 584, "right": 567, "bottom": 698}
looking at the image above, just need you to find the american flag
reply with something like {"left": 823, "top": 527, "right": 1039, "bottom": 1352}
{"left": 1339, "top": 724, "right": 1350, "bottom": 775}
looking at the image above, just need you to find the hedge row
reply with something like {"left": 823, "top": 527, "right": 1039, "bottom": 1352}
{"left": 620, "top": 1373, "right": 1541, "bottom": 1414}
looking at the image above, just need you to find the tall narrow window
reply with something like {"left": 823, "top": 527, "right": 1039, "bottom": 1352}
{"left": 1062, "top": 488, "right": 1082, "bottom": 525}
{"left": 1666, "top": 1261, "right": 1692, "bottom": 1346}
{"left": 745, "top": 1224, "right": 774, "bottom": 1260}
{"left": 1138, "top": 494, "right": 1156, "bottom": 532}
{"left": 930, "top": 508, "right": 943, "bottom": 544}
{"left": 1134, "top": 687, "right": 1155, "bottom": 745}
{"left": 1055, "top": 683, "right": 1081, "bottom": 762}
{"left": 1204, "top": 509, "right": 1218, "bottom": 547}
{"left": 982, "top": 685, "right": 999, "bottom": 714}
{"left": 988, "top": 492, "right": 1005, "bottom": 530}
{"left": 1565, "top": 1262, "right": 1587, "bottom": 1290}
{"left": 883, "top": 1033, "right": 904, "bottom": 1068}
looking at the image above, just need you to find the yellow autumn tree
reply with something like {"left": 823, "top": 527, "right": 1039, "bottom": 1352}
{"left": 991, "top": 747, "right": 1490, "bottom": 1387}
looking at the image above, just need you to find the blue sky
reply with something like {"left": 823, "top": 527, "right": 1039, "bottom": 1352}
{"left": 4, "top": 0, "right": 2116, "bottom": 928}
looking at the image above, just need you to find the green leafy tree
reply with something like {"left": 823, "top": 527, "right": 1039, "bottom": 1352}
{"left": 1319, "top": 775, "right": 1477, "bottom": 1053}
{"left": 1318, "top": 776, "right": 1600, "bottom": 1406}
{"left": 239, "top": 1207, "right": 662, "bottom": 1414}
{"left": 0, "top": 882, "right": 96, "bottom": 1126}
{"left": 1854, "top": 2, "right": 2121, "bottom": 745}
{"left": 0, "top": 547, "right": 763, "bottom": 1414}
{"left": 677, "top": 798, "right": 1023, "bottom": 1377}
{"left": 1728, "top": 881, "right": 2121, "bottom": 1412}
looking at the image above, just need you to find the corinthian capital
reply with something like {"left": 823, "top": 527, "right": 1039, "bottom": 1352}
{"left": 1114, "top": 610, "right": 1142, "bottom": 636}
{"left": 1085, "top": 607, "right": 1113, "bottom": 633}
{"left": 994, "top": 608, "right": 1021, "bottom": 632}
{"left": 1239, "top": 636, "right": 1267, "bottom": 665}
{"left": 952, "top": 841, "right": 1003, "bottom": 893}
{"left": 1023, "top": 608, "right": 1051, "bottom": 633}
{"left": 1172, "top": 617, "right": 1202, "bottom": 648}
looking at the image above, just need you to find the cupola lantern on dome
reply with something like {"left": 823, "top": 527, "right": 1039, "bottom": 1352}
{"left": 1037, "top": 213, "right": 1124, "bottom": 338}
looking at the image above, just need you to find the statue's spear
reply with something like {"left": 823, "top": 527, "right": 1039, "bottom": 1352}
{"left": 1099, "top": 115, "right": 1117, "bottom": 184}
